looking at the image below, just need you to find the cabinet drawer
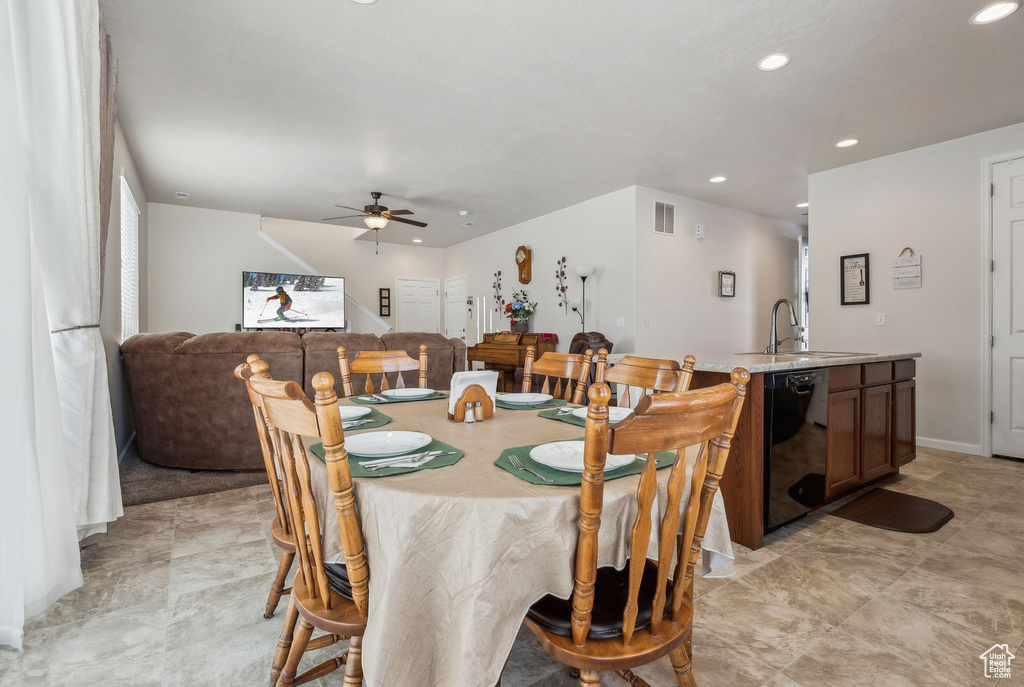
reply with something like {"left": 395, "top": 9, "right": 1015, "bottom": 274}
{"left": 829, "top": 365, "right": 861, "bottom": 391}
{"left": 894, "top": 359, "right": 916, "bottom": 381}
{"left": 863, "top": 362, "right": 894, "bottom": 386}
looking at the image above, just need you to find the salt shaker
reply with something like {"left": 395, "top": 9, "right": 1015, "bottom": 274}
{"left": 464, "top": 402, "right": 476, "bottom": 423}
{"left": 473, "top": 401, "right": 484, "bottom": 422}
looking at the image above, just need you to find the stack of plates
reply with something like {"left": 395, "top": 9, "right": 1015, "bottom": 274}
{"left": 497, "top": 393, "right": 553, "bottom": 406}
{"left": 529, "top": 441, "right": 636, "bottom": 473}
{"left": 345, "top": 431, "right": 432, "bottom": 458}
{"left": 380, "top": 388, "right": 435, "bottom": 399}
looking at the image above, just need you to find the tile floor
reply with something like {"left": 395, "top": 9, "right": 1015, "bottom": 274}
{"left": 1, "top": 447, "right": 1022, "bottom": 686}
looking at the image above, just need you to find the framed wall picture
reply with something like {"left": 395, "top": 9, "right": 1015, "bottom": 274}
{"left": 718, "top": 271, "right": 736, "bottom": 297}
{"left": 379, "top": 287, "right": 391, "bottom": 317}
{"left": 840, "top": 253, "right": 870, "bottom": 305}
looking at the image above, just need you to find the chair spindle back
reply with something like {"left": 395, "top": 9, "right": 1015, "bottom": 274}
{"left": 594, "top": 352, "right": 697, "bottom": 407}
{"left": 521, "top": 346, "right": 594, "bottom": 405}
{"left": 570, "top": 370, "right": 748, "bottom": 647}
{"left": 337, "top": 345, "right": 428, "bottom": 396}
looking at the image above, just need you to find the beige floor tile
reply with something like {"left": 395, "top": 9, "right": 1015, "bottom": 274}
{"left": 4, "top": 600, "right": 167, "bottom": 686}
{"left": 778, "top": 536, "right": 914, "bottom": 597}
{"left": 32, "top": 559, "right": 170, "bottom": 630}
{"left": 168, "top": 538, "right": 279, "bottom": 597}
{"left": 165, "top": 571, "right": 282, "bottom": 651}
{"left": 967, "top": 508, "right": 1024, "bottom": 545}
{"left": 79, "top": 509, "right": 175, "bottom": 573}
{"left": 880, "top": 566, "right": 1024, "bottom": 650}
{"left": 761, "top": 674, "right": 803, "bottom": 687}
{"left": 917, "top": 526, "right": 1024, "bottom": 595}
{"left": 171, "top": 499, "right": 265, "bottom": 558}
{"left": 990, "top": 489, "right": 1024, "bottom": 518}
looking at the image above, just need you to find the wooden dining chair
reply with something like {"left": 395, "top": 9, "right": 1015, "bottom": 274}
{"left": 249, "top": 370, "right": 369, "bottom": 687}
{"left": 336, "top": 344, "right": 428, "bottom": 396}
{"left": 521, "top": 345, "right": 594, "bottom": 405}
{"left": 233, "top": 355, "right": 294, "bottom": 620}
{"left": 517, "top": 369, "right": 749, "bottom": 687}
{"left": 594, "top": 351, "right": 697, "bottom": 407}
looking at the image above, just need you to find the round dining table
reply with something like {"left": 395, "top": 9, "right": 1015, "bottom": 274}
{"left": 304, "top": 396, "right": 734, "bottom": 687}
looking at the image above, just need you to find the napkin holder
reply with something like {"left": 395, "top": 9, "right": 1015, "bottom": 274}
{"left": 448, "top": 384, "right": 494, "bottom": 422}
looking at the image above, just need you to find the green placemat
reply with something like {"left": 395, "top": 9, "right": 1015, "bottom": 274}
{"left": 494, "top": 439, "right": 676, "bottom": 486}
{"left": 342, "top": 407, "right": 391, "bottom": 431}
{"left": 351, "top": 391, "right": 449, "bottom": 405}
{"left": 537, "top": 406, "right": 586, "bottom": 426}
{"left": 310, "top": 438, "right": 464, "bottom": 478}
{"left": 496, "top": 397, "right": 568, "bottom": 411}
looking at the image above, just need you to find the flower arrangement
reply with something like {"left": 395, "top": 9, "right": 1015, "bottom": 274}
{"left": 503, "top": 289, "right": 537, "bottom": 325}
{"left": 492, "top": 270, "right": 505, "bottom": 313}
{"left": 554, "top": 256, "right": 568, "bottom": 312}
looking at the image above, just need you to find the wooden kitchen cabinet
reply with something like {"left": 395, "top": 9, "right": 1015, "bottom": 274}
{"left": 891, "top": 380, "right": 916, "bottom": 467}
{"left": 826, "top": 388, "right": 861, "bottom": 497}
{"left": 861, "top": 384, "right": 894, "bottom": 481}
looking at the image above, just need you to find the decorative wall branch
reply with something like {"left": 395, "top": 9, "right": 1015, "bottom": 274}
{"left": 492, "top": 270, "right": 505, "bottom": 312}
{"left": 555, "top": 256, "right": 569, "bottom": 313}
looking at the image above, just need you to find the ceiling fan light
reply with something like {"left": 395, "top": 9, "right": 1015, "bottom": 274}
{"left": 364, "top": 215, "right": 389, "bottom": 230}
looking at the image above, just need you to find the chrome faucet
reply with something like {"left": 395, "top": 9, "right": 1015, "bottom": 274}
{"left": 766, "top": 298, "right": 800, "bottom": 354}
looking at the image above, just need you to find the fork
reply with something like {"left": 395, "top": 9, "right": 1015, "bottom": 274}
{"left": 509, "top": 454, "right": 554, "bottom": 483}
{"left": 362, "top": 451, "right": 457, "bottom": 471}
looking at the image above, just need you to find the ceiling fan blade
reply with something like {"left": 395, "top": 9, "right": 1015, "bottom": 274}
{"left": 334, "top": 205, "right": 367, "bottom": 212}
{"left": 387, "top": 216, "right": 428, "bottom": 228}
{"left": 384, "top": 209, "right": 413, "bottom": 216}
{"left": 321, "top": 214, "right": 364, "bottom": 221}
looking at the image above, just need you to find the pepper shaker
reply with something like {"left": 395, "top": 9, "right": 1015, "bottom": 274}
{"left": 473, "top": 401, "right": 484, "bottom": 422}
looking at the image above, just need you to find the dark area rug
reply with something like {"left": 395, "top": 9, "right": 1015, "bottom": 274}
{"left": 119, "top": 441, "right": 267, "bottom": 507}
{"left": 829, "top": 487, "right": 954, "bottom": 533}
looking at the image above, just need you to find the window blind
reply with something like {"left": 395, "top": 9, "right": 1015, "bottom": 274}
{"left": 120, "top": 176, "right": 140, "bottom": 342}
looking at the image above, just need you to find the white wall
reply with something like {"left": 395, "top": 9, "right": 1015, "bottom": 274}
{"left": 146, "top": 204, "right": 444, "bottom": 334}
{"left": 100, "top": 121, "right": 148, "bottom": 455}
{"left": 442, "top": 187, "right": 637, "bottom": 352}
{"left": 634, "top": 186, "right": 804, "bottom": 356}
{"left": 808, "top": 121, "right": 1024, "bottom": 454}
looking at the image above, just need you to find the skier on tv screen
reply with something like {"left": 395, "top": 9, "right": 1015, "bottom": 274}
{"left": 266, "top": 286, "right": 293, "bottom": 321}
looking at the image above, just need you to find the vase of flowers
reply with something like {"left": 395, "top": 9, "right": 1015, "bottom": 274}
{"left": 504, "top": 289, "right": 537, "bottom": 332}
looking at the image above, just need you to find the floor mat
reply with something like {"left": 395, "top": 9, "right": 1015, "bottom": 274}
{"left": 829, "top": 488, "right": 953, "bottom": 533}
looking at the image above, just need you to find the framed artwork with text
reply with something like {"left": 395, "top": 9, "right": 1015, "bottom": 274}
{"left": 840, "top": 253, "right": 869, "bottom": 305}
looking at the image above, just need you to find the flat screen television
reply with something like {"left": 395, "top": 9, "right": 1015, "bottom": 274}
{"left": 242, "top": 271, "right": 346, "bottom": 329}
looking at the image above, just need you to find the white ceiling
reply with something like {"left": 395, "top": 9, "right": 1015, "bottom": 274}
{"left": 101, "top": 0, "right": 1024, "bottom": 247}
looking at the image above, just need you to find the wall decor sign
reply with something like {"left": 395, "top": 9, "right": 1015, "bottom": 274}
{"left": 718, "top": 271, "right": 736, "bottom": 297}
{"left": 840, "top": 253, "right": 870, "bottom": 305}
{"left": 379, "top": 287, "right": 391, "bottom": 317}
{"left": 891, "top": 247, "right": 922, "bottom": 289}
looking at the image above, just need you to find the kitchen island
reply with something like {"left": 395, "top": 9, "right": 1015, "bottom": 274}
{"left": 612, "top": 351, "right": 921, "bottom": 550}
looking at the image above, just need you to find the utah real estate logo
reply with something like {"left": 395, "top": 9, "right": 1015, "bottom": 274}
{"left": 980, "top": 644, "right": 1015, "bottom": 679}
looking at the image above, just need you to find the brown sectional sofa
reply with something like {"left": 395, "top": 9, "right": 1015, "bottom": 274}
{"left": 121, "top": 331, "right": 467, "bottom": 470}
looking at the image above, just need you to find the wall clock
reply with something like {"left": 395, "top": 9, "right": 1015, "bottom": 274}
{"left": 515, "top": 245, "right": 532, "bottom": 284}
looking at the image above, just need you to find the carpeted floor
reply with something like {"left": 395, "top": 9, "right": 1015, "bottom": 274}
{"left": 119, "top": 440, "right": 267, "bottom": 507}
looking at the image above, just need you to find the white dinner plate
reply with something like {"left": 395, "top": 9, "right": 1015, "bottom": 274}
{"left": 497, "top": 393, "right": 553, "bottom": 406}
{"left": 344, "top": 431, "right": 432, "bottom": 458}
{"left": 529, "top": 441, "right": 637, "bottom": 473}
{"left": 380, "top": 387, "right": 435, "bottom": 399}
{"left": 338, "top": 406, "right": 373, "bottom": 421}
{"left": 570, "top": 406, "right": 634, "bottom": 424}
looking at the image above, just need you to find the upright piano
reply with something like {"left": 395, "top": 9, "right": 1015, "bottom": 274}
{"left": 466, "top": 332, "right": 557, "bottom": 392}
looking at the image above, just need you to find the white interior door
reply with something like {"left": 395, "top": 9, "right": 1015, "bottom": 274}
{"left": 396, "top": 278, "right": 439, "bottom": 333}
{"left": 992, "top": 157, "right": 1024, "bottom": 458}
{"left": 444, "top": 276, "right": 468, "bottom": 341}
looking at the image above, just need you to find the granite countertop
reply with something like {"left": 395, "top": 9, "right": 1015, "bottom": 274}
{"left": 607, "top": 351, "right": 921, "bottom": 374}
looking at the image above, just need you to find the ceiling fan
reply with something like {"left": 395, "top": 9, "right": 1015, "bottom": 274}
{"left": 322, "top": 191, "right": 427, "bottom": 231}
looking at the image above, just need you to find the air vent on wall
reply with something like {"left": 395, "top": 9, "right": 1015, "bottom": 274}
{"left": 651, "top": 201, "right": 675, "bottom": 236}
{"left": 654, "top": 201, "right": 675, "bottom": 235}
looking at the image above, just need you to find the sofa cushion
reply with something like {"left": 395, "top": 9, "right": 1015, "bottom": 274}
{"left": 176, "top": 331, "right": 302, "bottom": 354}
{"left": 120, "top": 332, "right": 193, "bottom": 354}
{"left": 381, "top": 332, "right": 461, "bottom": 390}
{"left": 302, "top": 332, "right": 388, "bottom": 397}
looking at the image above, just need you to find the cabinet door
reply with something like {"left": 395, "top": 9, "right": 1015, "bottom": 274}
{"left": 892, "top": 380, "right": 916, "bottom": 467}
{"left": 826, "top": 389, "right": 861, "bottom": 497}
{"left": 861, "top": 384, "right": 893, "bottom": 481}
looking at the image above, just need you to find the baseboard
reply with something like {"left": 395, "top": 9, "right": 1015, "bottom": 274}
{"left": 118, "top": 432, "right": 136, "bottom": 462}
{"left": 916, "top": 436, "right": 984, "bottom": 457}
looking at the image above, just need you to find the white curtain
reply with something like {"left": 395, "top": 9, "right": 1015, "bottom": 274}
{"left": 0, "top": 0, "right": 120, "bottom": 648}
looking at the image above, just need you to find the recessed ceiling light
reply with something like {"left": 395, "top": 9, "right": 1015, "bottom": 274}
{"left": 709, "top": 176, "right": 727, "bottom": 183}
{"left": 175, "top": 191, "right": 190, "bottom": 199}
{"left": 412, "top": 239, "right": 423, "bottom": 243}
{"left": 796, "top": 202, "right": 809, "bottom": 208}
{"left": 460, "top": 221, "right": 477, "bottom": 228}
{"left": 835, "top": 138, "right": 860, "bottom": 148}
{"left": 971, "top": 1, "right": 1019, "bottom": 24}
{"left": 757, "top": 54, "right": 790, "bottom": 71}
{"left": 458, "top": 210, "right": 469, "bottom": 216}
{"left": 351, "top": 0, "right": 377, "bottom": 4}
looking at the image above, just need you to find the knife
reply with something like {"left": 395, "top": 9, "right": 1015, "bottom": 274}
{"left": 359, "top": 450, "right": 457, "bottom": 468}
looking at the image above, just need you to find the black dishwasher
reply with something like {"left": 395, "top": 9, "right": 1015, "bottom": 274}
{"left": 764, "top": 368, "right": 830, "bottom": 532}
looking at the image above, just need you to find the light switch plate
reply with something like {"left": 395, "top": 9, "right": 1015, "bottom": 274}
{"left": 695, "top": 224, "right": 705, "bottom": 239}
{"left": 616, "top": 317, "right": 625, "bottom": 327}
{"left": 644, "top": 317, "right": 652, "bottom": 327}
{"left": 876, "top": 313, "right": 886, "bottom": 326}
